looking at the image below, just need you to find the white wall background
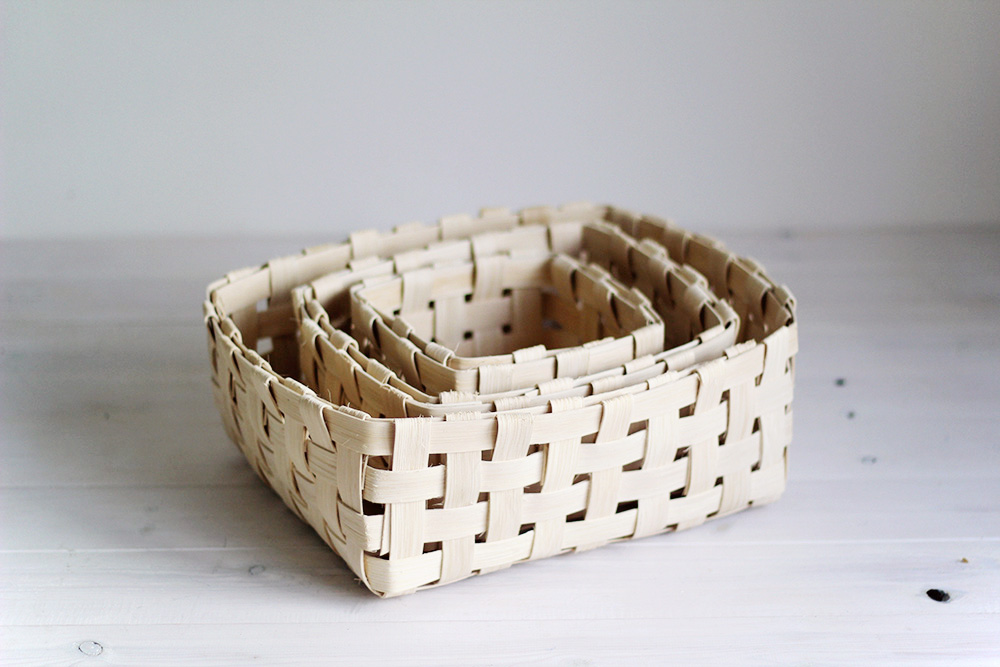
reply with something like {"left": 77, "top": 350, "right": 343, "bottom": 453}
{"left": 2, "top": 0, "right": 998, "bottom": 239}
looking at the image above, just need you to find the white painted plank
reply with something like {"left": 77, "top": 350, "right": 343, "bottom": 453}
{"left": 2, "top": 542, "right": 997, "bottom": 626}
{"left": 2, "top": 615, "right": 998, "bottom": 666}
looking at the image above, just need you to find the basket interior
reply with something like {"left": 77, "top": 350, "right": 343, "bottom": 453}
{"left": 353, "top": 254, "right": 652, "bottom": 360}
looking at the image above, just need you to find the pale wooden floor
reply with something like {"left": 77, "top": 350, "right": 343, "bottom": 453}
{"left": 2, "top": 226, "right": 998, "bottom": 665}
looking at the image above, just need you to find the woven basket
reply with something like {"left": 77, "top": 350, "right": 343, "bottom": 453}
{"left": 203, "top": 203, "right": 798, "bottom": 597}
{"left": 295, "top": 219, "right": 740, "bottom": 417}
{"left": 350, "top": 252, "right": 665, "bottom": 394}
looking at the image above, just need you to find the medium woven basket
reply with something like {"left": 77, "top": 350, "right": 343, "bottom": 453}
{"left": 294, "top": 219, "right": 741, "bottom": 419}
{"left": 204, "top": 203, "right": 798, "bottom": 597}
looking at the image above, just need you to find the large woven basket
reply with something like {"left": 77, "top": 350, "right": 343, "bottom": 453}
{"left": 204, "top": 203, "right": 798, "bottom": 597}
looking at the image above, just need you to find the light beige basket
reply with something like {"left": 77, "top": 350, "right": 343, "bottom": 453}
{"left": 350, "top": 252, "right": 665, "bottom": 394}
{"left": 204, "top": 203, "right": 798, "bottom": 597}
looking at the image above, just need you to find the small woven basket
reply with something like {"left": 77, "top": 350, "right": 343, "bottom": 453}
{"left": 204, "top": 203, "right": 797, "bottom": 597}
{"left": 350, "top": 252, "right": 665, "bottom": 394}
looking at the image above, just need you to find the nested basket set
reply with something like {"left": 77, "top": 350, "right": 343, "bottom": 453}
{"left": 203, "top": 203, "right": 798, "bottom": 597}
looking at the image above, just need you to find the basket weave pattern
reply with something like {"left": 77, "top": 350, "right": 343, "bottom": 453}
{"left": 204, "top": 204, "right": 798, "bottom": 597}
{"left": 350, "top": 252, "right": 665, "bottom": 395}
{"left": 295, "top": 219, "right": 741, "bottom": 419}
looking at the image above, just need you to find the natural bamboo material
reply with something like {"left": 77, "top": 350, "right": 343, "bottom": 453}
{"left": 350, "top": 252, "right": 665, "bottom": 394}
{"left": 293, "top": 219, "right": 741, "bottom": 419}
{"left": 203, "top": 203, "right": 798, "bottom": 597}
